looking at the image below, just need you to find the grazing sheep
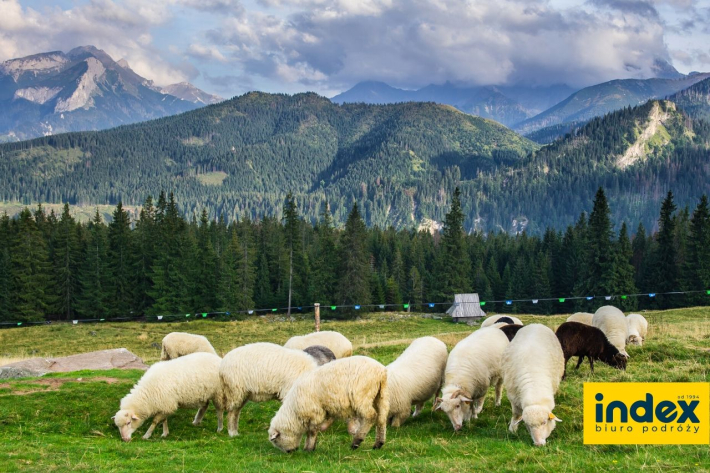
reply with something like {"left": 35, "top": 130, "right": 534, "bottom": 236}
{"left": 503, "top": 324, "right": 564, "bottom": 446}
{"left": 555, "top": 322, "right": 627, "bottom": 377}
{"left": 626, "top": 314, "right": 649, "bottom": 346}
{"left": 481, "top": 315, "right": 523, "bottom": 327}
{"left": 268, "top": 356, "right": 389, "bottom": 452}
{"left": 160, "top": 332, "right": 218, "bottom": 360}
{"left": 113, "top": 352, "right": 223, "bottom": 441}
{"left": 566, "top": 312, "right": 594, "bottom": 326}
{"left": 386, "top": 336, "right": 448, "bottom": 427}
{"left": 499, "top": 324, "right": 524, "bottom": 341}
{"left": 284, "top": 331, "right": 353, "bottom": 358}
{"left": 220, "top": 343, "right": 318, "bottom": 437}
{"left": 592, "top": 306, "right": 629, "bottom": 357}
{"left": 303, "top": 345, "right": 336, "bottom": 366}
{"left": 435, "top": 327, "right": 509, "bottom": 431}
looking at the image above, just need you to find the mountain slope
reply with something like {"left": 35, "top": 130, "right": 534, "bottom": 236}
{"left": 516, "top": 74, "right": 710, "bottom": 135}
{"left": 0, "top": 46, "right": 216, "bottom": 141}
{"left": 331, "top": 81, "right": 576, "bottom": 127}
{"left": 669, "top": 77, "right": 710, "bottom": 122}
{"left": 161, "top": 82, "right": 223, "bottom": 105}
{"left": 0, "top": 92, "right": 537, "bottom": 227}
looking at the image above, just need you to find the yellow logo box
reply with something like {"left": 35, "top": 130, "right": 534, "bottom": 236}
{"left": 584, "top": 382, "right": 710, "bottom": 445}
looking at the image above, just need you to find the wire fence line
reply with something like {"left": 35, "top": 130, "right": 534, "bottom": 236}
{"left": 1, "top": 289, "right": 707, "bottom": 329}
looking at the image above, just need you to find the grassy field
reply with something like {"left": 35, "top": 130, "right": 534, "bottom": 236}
{"left": 0, "top": 308, "right": 709, "bottom": 472}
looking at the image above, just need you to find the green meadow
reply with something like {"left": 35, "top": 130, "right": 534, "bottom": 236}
{"left": 0, "top": 308, "right": 709, "bottom": 472}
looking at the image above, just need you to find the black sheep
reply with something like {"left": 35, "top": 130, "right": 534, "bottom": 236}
{"left": 555, "top": 321, "right": 627, "bottom": 378}
{"left": 499, "top": 324, "right": 524, "bottom": 341}
{"left": 495, "top": 316, "right": 515, "bottom": 325}
{"left": 303, "top": 345, "right": 337, "bottom": 366}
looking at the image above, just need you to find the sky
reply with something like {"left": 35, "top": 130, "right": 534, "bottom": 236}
{"left": 0, "top": 0, "right": 709, "bottom": 98}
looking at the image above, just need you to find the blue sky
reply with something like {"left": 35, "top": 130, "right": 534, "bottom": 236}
{"left": 1, "top": 0, "right": 708, "bottom": 98}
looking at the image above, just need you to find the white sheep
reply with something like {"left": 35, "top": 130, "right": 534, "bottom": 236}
{"left": 160, "top": 332, "right": 218, "bottom": 360}
{"left": 386, "top": 336, "right": 448, "bottom": 427}
{"left": 284, "top": 331, "right": 353, "bottom": 358}
{"left": 502, "top": 324, "right": 564, "bottom": 446}
{"left": 268, "top": 356, "right": 389, "bottom": 452}
{"left": 481, "top": 315, "right": 523, "bottom": 327}
{"left": 566, "top": 312, "right": 594, "bottom": 325}
{"left": 435, "top": 327, "right": 509, "bottom": 431}
{"left": 626, "top": 313, "right": 649, "bottom": 346}
{"left": 113, "top": 352, "right": 223, "bottom": 441}
{"left": 592, "top": 305, "right": 629, "bottom": 357}
{"left": 220, "top": 342, "right": 317, "bottom": 437}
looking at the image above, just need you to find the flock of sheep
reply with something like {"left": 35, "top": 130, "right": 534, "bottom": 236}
{"left": 112, "top": 305, "right": 649, "bottom": 450}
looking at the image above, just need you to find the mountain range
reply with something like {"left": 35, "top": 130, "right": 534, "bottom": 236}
{"left": 0, "top": 46, "right": 222, "bottom": 141}
{"left": 1, "top": 88, "right": 709, "bottom": 233}
{"left": 332, "top": 61, "right": 709, "bottom": 142}
{"left": 331, "top": 81, "right": 577, "bottom": 128}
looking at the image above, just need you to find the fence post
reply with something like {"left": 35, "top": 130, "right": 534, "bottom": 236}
{"left": 314, "top": 303, "right": 320, "bottom": 332}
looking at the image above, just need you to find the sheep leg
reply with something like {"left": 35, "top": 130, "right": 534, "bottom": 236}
{"left": 193, "top": 402, "right": 209, "bottom": 425}
{"left": 161, "top": 418, "right": 169, "bottom": 438}
{"left": 142, "top": 419, "right": 158, "bottom": 439}
{"left": 412, "top": 402, "right": 424, "bottom": 417}
{"left": 589, "top": 357, "right": 594, "bottom": 374}
{"left": 473, "top": 397, "right": 485, "bottom": 418}
{"left": 509, "top": 405, "right": 522, "bottom": 434}
{"left": 494, "top": 378, "right": 504, "bottom": 407}
{"left": 319, "top": 418, "right": 334, "bottom": 432}
{"left": 227, "top": 404, "right": 244, "bottom": 437}
{"left": 351, "top": 412, "right": 376, "bottom": 450}
{"left": 304, "top": 430, "right": 319, "bottom": 451}
{"left": 216, "top": 408, "right": 224, "bottom": 432}
{"left": 575, "top": 356, "right": 585, "bottom": 370}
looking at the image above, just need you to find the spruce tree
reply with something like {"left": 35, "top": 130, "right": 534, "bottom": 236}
{"left": 310, "top": 202, "right": 338, "bottom": 304}
{"left": 409, "top": 266, "right": 424, "bottom": 305}
{"left": 683, "top": 195, "right": 710, "bottom": 304}
{"left": 52, "top": 203, "right": 81, "bottom": 320}
{"left": 631, "top": 223, "right": 648, "bottom": 291}
{"left": 107, "top": 202, "right": 135, "bottom": 317}
{"left": 133, "top": 196, "right": 157, "bottom": 313}
{"left": 436, "top": 187, "right": 471, "bottom": 300}
{"left": 385, "top": 276, "right": 402, "bottom": 305}
{"left": 219, "top": 228, "right": 255, "bottom": 312}
{"left": 653, "top": 191, "right": 678, "bottom": 307}
{"left": 0, "top": 213, "right": 12, "bottom": 321}
{"left": 337, "top": 204, "right": 370, "bottom": 310}
{"left": 195, "top": 209, "right": 218, "bottom": 312}
{"left": 11, "top": 209, "right": 52, "bottom": 322}
{"left": 612, "top": 223, "right": 637, "bottom": 311}
{"left": 77, "top": 210, "right": 110, "bottom": 318}
{"left": 283, "top": 193, "right": 309, "bottom": 314}
{"left": 581, "top": 188, "right": 615, "bottom": 297}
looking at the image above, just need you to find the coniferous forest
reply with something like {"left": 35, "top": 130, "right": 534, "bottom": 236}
{"left": 1, "top": 187, "right": 709, "bottom": 324}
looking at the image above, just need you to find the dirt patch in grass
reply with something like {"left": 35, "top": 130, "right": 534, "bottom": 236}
{"left": 0, "top": 377, "right": 124, "bottom": 396}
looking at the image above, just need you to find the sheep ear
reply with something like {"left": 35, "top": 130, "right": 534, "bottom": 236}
{"left": 513, "top": 417, "right": 523, "bottom": 426}
{"left": 270, "top": 431, "right": 280, "bottom": 441}
{"left": 434, "top": 398, "right": 443, "bottom": 410}
{"left": 460, "top": 396, "right": 474, "bottom": 403}
{"left": 131, "top": 414, "right": 139, "bottom": 420}
{"left": 111, "top": 415, "right": 116, "bottom": 420}
{"left": 549, "top": 412, "right": 562, "bottom": 422}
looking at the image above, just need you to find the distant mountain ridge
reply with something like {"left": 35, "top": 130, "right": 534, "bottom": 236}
{"left": 516, "top": 73, "right": 710, "bottom": 136}
{"left": 331, "top": 81, "right": 577, "bottom": 127}
{"left": 0, "top": 46, "right": 221, "bottom": 141}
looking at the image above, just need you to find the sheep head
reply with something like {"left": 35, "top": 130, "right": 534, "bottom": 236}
{"left": 435, "top": 389, "right": 474, "bottom": 431}
{"left": 522, "top": 405, "right": 561, "bottom": 446}
{"left": 112, "top": 410, "right": 144, "bottom": 442}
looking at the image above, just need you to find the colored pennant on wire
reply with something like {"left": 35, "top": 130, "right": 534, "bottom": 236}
{"left": 428, "top": 303, "right": 436, "bottom": 308}
{"left": 586, "top": 296, "right": 594, "bottom": 300}
{"left": 532, "top": 299, "right": 539, "bottom": 304}
{"left": 558, "top": 298, "right": 566, "bottom": 303}
{"left": 480, "top": 301, "right": 486, "bottom": 306}
{"left": 403, "top": 304, "right": 409, "bottom": 309}
{"left": 505, "top": 300, "right": 513, "bottom": 305}
{"left": 331, "top": 306, "right": 337, "bottom": 310}
{"left": 648, "top": 293, "right": 656, "bottom": 298}
{"left": 354, "top": 305, "right": 361, "bottom": 310}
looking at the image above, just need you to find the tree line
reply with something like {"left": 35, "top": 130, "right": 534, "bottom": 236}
{"left": 1, "top": 187, "right": 708, "bottom": 323}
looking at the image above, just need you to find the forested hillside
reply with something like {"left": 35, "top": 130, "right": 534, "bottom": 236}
{"left": 0, "top": 92, "right": 536, "bottom": 228}
{"left": 1, "top": 188, "right": 708, "bottom": 323}
{"left": 1, "top": 94, "right": 709, "bottom": 232}
{"left": 669, "top": 77, "right": 710, "bottom": 122}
